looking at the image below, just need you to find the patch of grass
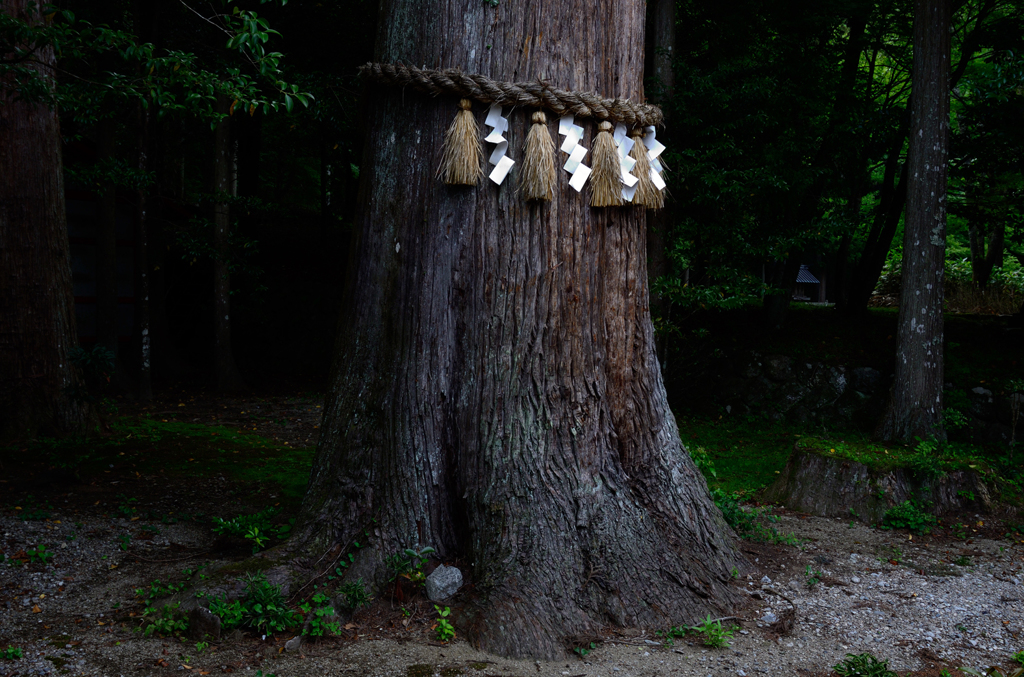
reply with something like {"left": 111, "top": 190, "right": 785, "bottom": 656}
{"left": 882, "top": 500, "right": 937, "bottom": 533}
{"left": 678, "top": 416, "right": 795, "bottom": 495}
{"left": 692, "top": 614, "right": 736, "bottom": 648}
{"left": 1, "top": 646, "right": 22, "bottom": 660}
{"left": 199, "top": 572, "right": 299, "bottom": 636}
{"left": 833, "top": 652, "right": 897, "bottom": 677}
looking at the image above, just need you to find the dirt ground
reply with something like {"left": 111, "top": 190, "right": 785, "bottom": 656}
{"left": 2, "top": 395, "right": 1023, "bottom": 677}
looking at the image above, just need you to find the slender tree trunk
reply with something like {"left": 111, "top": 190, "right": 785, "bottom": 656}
{"left": 134, "top": 105, "right": 153, "bottom": 401}
{"left": 877, "top": 0, "right": 950, "bottom": 442}
{"left": 967, "top": 220, "right": 1004, "bottom": 291}
{"left": 213, "top": 94, "right": 245, "bottom": 392}
{"left": 296, "top": 0, "right": 742, "bottom": 660}
{"left": 0, "top": 0, "right": 87, "bottom": 441}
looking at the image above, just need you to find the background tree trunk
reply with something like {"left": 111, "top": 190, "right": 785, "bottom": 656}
{"left": 876, "top": 0, "right": 950, "bottom": 442}
{"left": 297, "top": 0, "right": 742, "bottom": 660}
{"left": 0, "top": 0, "right": 87, "bottom": 440}
{"left": 213, "top": 94, "right": 246, "bottom": 392}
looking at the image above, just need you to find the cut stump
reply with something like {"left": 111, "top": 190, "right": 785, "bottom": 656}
{"left": 761, "top": 446, "right": 993, "bottom": 524}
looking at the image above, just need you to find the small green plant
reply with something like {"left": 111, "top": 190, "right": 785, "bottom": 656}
{"left": 139, "top": 602, "right": 189, "bottom": 637}
{"left": 957, "top": 489, "right": 976, "bottom": 502}
{"left": 387, "top": 546, "right": 436, "bottom": 583}
{"left": 17, "top": 495, "right": 53, "bottom": 521}
{"left": 195, "top": 641, "right": 209, "bottom": 653}
{"left": 245, "top": 526, "right": 268, "bottom": 554}
{"left": 116, "top": 534, "right": 132, "bottom": 551}
{"left": 1, "top": 646, "right": 23, "bottom": 660}
{"left": 434, "top": 605, "right": 455, "bottom": 642}
{"left": 27, "top": 544, "right": 53, "bottom": 564}
{"left": 211, "top": 508, "right": 281, "bottom": 553}
{"left": 692, "top": 614, "right": 735, "bottom": 648}
{"left": 203, "top": 596, "right": 245, "bottom": 629}
{"left": 299, "top": 593, "right": 341, "bottom": 638}
{"left": 1011, "top": 650, "right": 1024, "bottom": 666}
{"left": 882, "top": 500, "right": 937, "bottom": 533}
{"left": 805, "top": 565, "right": 822, "bottom": 587}
{"left": 240, "top": 572, "right": 299, "bottom": 636}
{"left": 116, "top": 494, "right": 138, "bottom": 517}
{"left": 573, "top": 642, "right": 597, "bottom": 657}
{"left": 656, "top": 625, "right": 688, "bottom": 647}
{"left": 952, "top": 522, "right": 969, "bottom": 539}
{"left": 337, "top": 579, "right": 371, "bottom": 610}
{"left": 832, "top": 652, "right": 897, "bottom": 677}
{"left": 954, "top": 555, "right": 972, "bottom": 567}
{"left": 730, "top": 566, "right": 739, "bottom": 579}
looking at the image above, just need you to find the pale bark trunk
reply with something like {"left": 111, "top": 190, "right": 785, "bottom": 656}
{"left": 134, "top": 106, "right": 153, "bottom": 401}
{"left": 297, "top": 0, "right": 742, "bottom": 660}
{"left": 877, "top": 0, "right": 950, "bottom": 442}
{"left": 213, "top": 94, "right": 245, "bottom": 392}
{"left": 0, "top": 0, "right": 87, "bottom": 440}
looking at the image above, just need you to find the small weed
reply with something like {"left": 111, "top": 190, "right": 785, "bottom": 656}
{"left": 692, "top": 614, "right": 735, "bottom": 648}
{"left": 387, "top": 546, "right": 436, "bottom": 584}
{"left": 573, "top": 642, "right": 597, "bottom": 657}
{"left": 299, "top": 593, "right": 341, "bottom": 638}
{"left": 1, "top": 646, "right": 23, "bottom": 660}
{"left": 337, "top": 579, "right": 371, "bottom": 610}
{"left": 805, "top": 565, "right": 822, "bottom": 587}
{"left": 434, "top": 605, "right": 455, "bottom": 642}
{"left": 1010, "top": 650, "right": 1024, "bottom": 666}
{"left": 200, "top": 572, "right": 298, "bottom": 636}
{"left": 731, "top": 566, "right": 739, "bottom": 579}
{"left": 882, "top": 500, "right": 937, "bottom": 533}
{"left": 954, "top": 555, "right": 972, "bottom": 567}
{"left": 116, "top": 534, "right": 131, "bottom": 551}
{"left": 116, "top": 494, "right": 138, "bottom": 517}
{"left": 832, "top": 652, "right": 897, "bottom": 677}
{"left": 195, "top": 641, "right": 209, "bottom": 653}
{"left": 952, "top": 522, "right": 969, "bottom": 539}
{"left": 27, "top": 544, "right": 53, "bottom": 564}
{"left": 957, "top": 490, "right": 976, "bottom": 502}
{"left": 138, "top": 602, "right": 188, "bottom": 638}
{"left": 16, "top": 495, "right": 53, "bottom": 521}
{"left": 655, "top": 626, "right": 688, "bottom": 647}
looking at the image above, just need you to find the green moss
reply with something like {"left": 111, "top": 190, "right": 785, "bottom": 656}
{"left": 407, "top": 665, "right": 436, "bottom": 677}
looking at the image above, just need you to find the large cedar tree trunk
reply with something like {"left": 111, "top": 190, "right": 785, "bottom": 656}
{"left": 0, "top": 0, "right": 87, "bottom": 440}
{"left": 297, "top": 0, "right": 741, "bottom": 660}
{"left": 876, "top": 0, "right": 950, "bottom": 441}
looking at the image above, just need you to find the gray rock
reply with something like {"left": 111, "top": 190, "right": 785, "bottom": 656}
{"left": 762, "top": 612, "right": 778, "bottom": 624}
{"left": 284, "top": 636, "right": 302, "bottom": 652}
{"left": 425, "top": 564, "right": 463, "bottom": 601}
{"left": 760, "top": 575, "right": 772, "bottom": 585}
{"left": 188, "top": 606, "right": 221, "bottom": 641}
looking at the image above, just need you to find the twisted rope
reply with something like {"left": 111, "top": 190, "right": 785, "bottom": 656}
{"left": 359, "top": 62, "right": 663, "bottom": 128}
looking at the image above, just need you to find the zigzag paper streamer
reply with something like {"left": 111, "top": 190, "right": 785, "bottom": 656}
{"left": 558, "top": 114, "right": 591, "bottom": 192}
{"left": 484, "top": 104, "right": 514, "bottom": 185}
{"left": 614, "top": 123, "right": 640, "bottom": 202}
{"left": 643, "top": 125, "right": 667, "bottom": 191}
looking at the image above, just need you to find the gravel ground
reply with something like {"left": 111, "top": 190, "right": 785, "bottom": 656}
{"left": 2, "top": 507, "right": 1022, "bottom": 677}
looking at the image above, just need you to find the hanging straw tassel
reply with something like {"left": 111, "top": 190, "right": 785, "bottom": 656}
{"left": 629, "top": 127, "right": 664, "bottom": 209}
{"left": 589, "top": 121, "right": 624, "bottom": 207}
{"left": 520, "top": 111, "right": 556, "bottom": 201}
{"left": 439, "top": 98, "right": 483, "bottom": 185}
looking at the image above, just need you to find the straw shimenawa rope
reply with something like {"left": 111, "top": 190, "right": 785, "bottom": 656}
{"left": 360, "top": 62, "right": 664, "bottom": 128}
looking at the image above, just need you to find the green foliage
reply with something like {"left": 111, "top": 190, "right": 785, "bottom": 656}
{"left": 692, "top": 614, "right": 735, "bottom": 648}
{"left": 139, "top": 603, "right": 189, "bottom": 638}
{"left": 17, "top": 495, "right": 52, "bottom": 521}
{"left": 688, "top": 445, "right": 718, "bottom": 479}
{"left": 710, "top": 489, "right": 802, "bottom": 546}
{"left": 336, "top": 579, "right": 370, "bottom": 610}
{"left": 116, "top": 494, "right": 139, "bottom": 518}
{"left": 832, "top": 653, "right": 897, "bottom": 677}
{"left": 27, "top": 544, "right": 53, "bottom": 564}
{"left": 116, "top": 534, "right": 132, "bottom": 551}
{"left": 882, "top": 500, "right": 937, "bottom": 533}
{"left": 200, "top": 572, "right": 298, "bottom": 636}
{"left": 386, "top": 546, "right": 435, "bottom": 583}
{"left": 804, "top": 565, "right": 821, "bottom": 587}
{"left": 299, "top": 593, "right": 340, "bottom": 638}
{"left": 211, "top": 508, "right": 285, "bottom": 553}
{"left": 1012, "top": 650, "right": 1024, "bottom": 666}
{"left": 1, "top": 646, "right": 23, "bottom": 660}
{"left": 573, "top": 642, "right": 597, "bottom": 657}
{"left": 433, "top": 605, "right": 455, "bottom": 642}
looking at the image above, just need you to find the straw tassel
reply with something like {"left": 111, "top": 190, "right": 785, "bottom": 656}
{"left": 630, "top": 127, "right": 664, "bottom": 209}
{"left": 520, "top": 111, "right": 556, "bottom": 201}
{"left": 439, "top": 98, "right": 483, "bottom": 185}
{"left": 589, "top": 121, "right": 624, "bottom": 207}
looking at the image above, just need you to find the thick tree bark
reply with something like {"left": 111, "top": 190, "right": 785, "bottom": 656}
{"left": 213, "top": 94, "right": 246, "bottom": 392}
{"left": 646, "top": 0, "right": 674, "bottom": 370}
{"left": 0, "top": 0, "right": 87, "bottom": 440}
{"left": 296, "top": 0, "right": 742, "bottom": 660}
{"left": 876, "top": 0, "right": 950, "bottom": 442}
